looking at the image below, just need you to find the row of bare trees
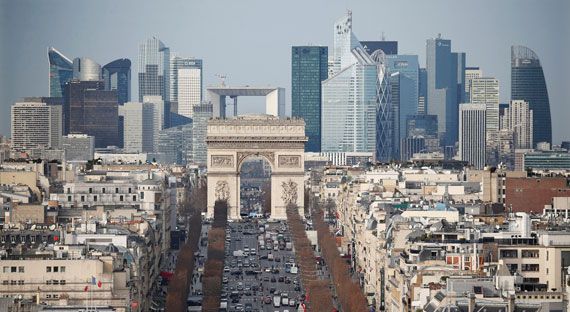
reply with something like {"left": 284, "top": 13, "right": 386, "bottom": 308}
{"left": 313, "top": 205, "right": 369, "bottom": 312}
{"left": 286, "top": 202, "right": 334, "bottom": 311}
{"left": 201, "top": 200, "right": 228, "bottom": 312}
{"left": 165, "top": 210, "right": 202, "bottom": 311}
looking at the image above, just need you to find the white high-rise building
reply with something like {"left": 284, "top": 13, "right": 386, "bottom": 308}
{"left": 501, "top": 100, "right": 534, "bottom": 149}
{"left": 119, "top": 102, "right": 155, "bottom": 153}
{"left": 470, "top": 78, "right": 499, "bottom": 133}
{"left": 143, "top": 96, "right": 164, "bottom": 152}
{"left": 459, "top": 103, "right": 486, "bottom": 168}
{"left": 170, "top": 56, "right": 203, "bottom": 118}
{"left": 11, "top": 102, "right": 61, "bottom": 152}
{"left": 465, "top": 67, "right": 482, "bottom": 98}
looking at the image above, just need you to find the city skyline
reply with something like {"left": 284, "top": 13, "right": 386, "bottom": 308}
{"left": 0, "top": 0, "right": 569, "bottom": 144}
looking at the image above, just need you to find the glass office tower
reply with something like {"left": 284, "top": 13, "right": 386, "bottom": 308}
{"left": 48, "top": 47, "right": 73, "bottom": 97}
{"left": 139, "top": 37, "right": 170, "bottom": 127}
{"left": 387, "top": 55, "right": 419, "bottom": 154}
{"left": 511, "top": 45, "right": 551, "bottom": 146}
{"left": 292, "top": 46, "right": 328, "bottom": 152}
{"left": 426, "top": 36, "right": 465, "bottom": 147}
{"left": 322, "top": 11, "right": 390, "bottom": 159}
{"left": 103, "top": 58, "right": 131, "bottom": 105}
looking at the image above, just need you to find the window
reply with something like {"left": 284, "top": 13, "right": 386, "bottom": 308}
{"left": 60, "top": 266, "right": 65, "bottom": 273}
{"left": 18, "top": 280, "right": 24, "bottom": 285}
{"left": 2, "top": 267, "right": 8, "bottom": 273}
{"left": 67, "top": 188, "right": 70, "bottom": 193}
{"left": 10, "top": 280, "right": 16, "bottom": 285}
{"left": 93, "top": 195, "right": 97, "bottom": 202}
{"left": 521, "top": 264, "right": 539, "bottom": 272}
{"left": 53, "top": 280, "right": 59, "bottom": 285}
{"left": 46, "top": 280, "right": 52, "bottom": 285}
{"left": 53, "top": 266, "right": 58, "bottom": 273}
{"left": 115, "top": 188, "right": 119, "bottom": 193}
{"left": 521, "top": 250, "right": 539, "bottom": 258}
{"left": 140, "top": 192, "right": 144, "bottom": 199}
{"left": 102, "top": 188, "right": 105, "bottom": 193}
{"left": 10, "top": 267, "right": 16, "bottom": 273}
{"left": 46, "top": 294, "right": 52, "bottom": 299}
{"left": 89, "top": 188, "right": 92, "bottom": 194}
{"left": 46, "top": 266, "right": 51, "bottom": 273}
{"left": 81, "top": 195, "right": 85, "bottom": 202}
{"left": 129, "top": 188, "right": 132, "bottom": 193}
{"left": 500, "top": 250, "right": 518, "bottom": 258}
{"left": 60, "top": 280, "right": 66, "bottom": 285}
{"left": 18, "top": 267, "right": 24, "bottom": 273}
{"left": 2, "top": 281, "right": 7, "bottom": 285}
{"left": 68, "top": 196, "right": 72, "bottom": 202}
{"left": 133, "top": 195, "right": 136, "bottom": 201}
{"left": 120, "top": 195, "right": 123, "bottom": 201}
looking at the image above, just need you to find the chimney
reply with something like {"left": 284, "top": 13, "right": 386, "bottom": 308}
{"left": 468, "top": 293, "right": 476, "bottom": 312}
{"left": 507, "top": 294, "right": 515, "bottom": 312}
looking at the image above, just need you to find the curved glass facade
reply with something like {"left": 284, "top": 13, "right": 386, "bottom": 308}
{"left": 48, "top": 47, "right": 73, "bottom": 97}
{"left": 72, "top": 57, "right": 101, "bottom": 81}
{"left": 103, "top": 58, "right": 131, "bottom": 105}
{"left": 511, "top": 45, "right": 551, "bottom": 146}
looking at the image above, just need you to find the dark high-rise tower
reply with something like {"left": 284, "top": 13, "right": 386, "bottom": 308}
{"left": 360, "top": 41, "right": 398, "bottom": 55}
{"left": 63, "top": 80, "right": 119, "bottom": 148}
{"left": 511, "top": 45, "right": 551, "bottom": 146}
{"left": 426, "top": 35, "right": 465, "bottom": 147}
{"left": 48, "top": 47, "right": 73, "bottom": 97}
{"left": 292, "top": 46, "right": 328, "bottom": 152}
{"left": 103, "top": 58, "right": 131, "bottom": 105}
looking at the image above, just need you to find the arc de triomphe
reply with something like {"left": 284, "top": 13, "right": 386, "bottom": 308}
{"left": 206, "top": 114, "right": 307, "bottom": 220}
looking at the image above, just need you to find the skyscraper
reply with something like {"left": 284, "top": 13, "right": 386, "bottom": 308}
{"left": 48, "top": 47, "right": 73, "bottom": 97}
{"left": 291, "top": 46, "right": 328, "bottom": 152}
{"left": 11, "top": 102, "right": 62, "bottom": 152}
{"left": 192, "top": 102, "right": 213, "bottom": 164}
{"left": 21, "top": 97, "right": 64, "bottom": 148}
{"left": 170, "top": 56, "right": 203, "bottom": 118}
{"left": 102, "top": 58, "right": 131, "bottom": 105}
{"left": 119, "top": 102, "right": 155, "bottom": 153}
{"left": 143, "top": 96, "right": 164, "bottom": 152}
{"left": 158, "top": 123, "right": 193, "bottom": 165}
{"left": 72, "top": 57, "right": 101, "bottom": 81}
{"left": 459, "top": 103, "right": 486, "bottom": 169}
{"left": 418, "top": 68, "right": 427, "bottom": 115}
{"left": 511, "top": 45, "right": 551, "bottom": 146}
{"left": 387, "top": 54, "right": 419, "bottom": 151}
{"left": 63, "top": 80, "right": 119, "bottom": 148}
{"left": 426, "top": 35, "right": 465, "bottom": 146}
{"left": 465, "top": 67, "right": 482, "bottom": 100}
{"left": 322, "top": 11, "right": 391, "bottom": 159}
{"left": 139, "top": 37, "right": 170, "bottom": 127}
{"left": 501, "top": 100, "right": 534, "bottom": 150}
{"left": 470, "top": 78, "right": 499, "bottom": 133}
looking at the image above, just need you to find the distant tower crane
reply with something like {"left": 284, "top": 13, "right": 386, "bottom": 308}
{"left": 215, "top": 74, "right": 228, "bottom": 87}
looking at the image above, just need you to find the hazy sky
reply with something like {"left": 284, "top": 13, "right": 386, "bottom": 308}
{"left": 1, "top": 0, "right": 569, "bottom": 143}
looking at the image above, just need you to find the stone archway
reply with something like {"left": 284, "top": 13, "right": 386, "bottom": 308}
{"left": 206, "top": 114, "right": 307, "bottom": 220}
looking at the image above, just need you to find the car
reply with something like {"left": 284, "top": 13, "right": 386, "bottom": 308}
{"left": 271, "top": 276, "right": 276, "bottom": 282}
{"left": 222, "top": 277, "right": 228, "bottom": 284}
{"left": 265, "top": 296, "right": 272, "bottom": 304}
{"left": 284, "top": 278, "right": 291, "bottom": 284}
{"left": 289, "top": 300, "right": 296, "bottom": 307}
{"left": 278, "top": 276, "right": 284, "bottom": 282}
{"left": 269, "top": 287, "right": 276, "bottom": 294}
{"left": 275, "top": 257, "right": 281, "bottom": 262}
{"left": 294, "top": 285, "right": 301, "bottom": 291}
{"left": 263, "top": 276, "right": 269, "bottom": 281}
{"left": 272, "top": 269, "right": 279, "bottom": 274}
{"left": 224, "top": 266, "right": 230, "bottom": 272}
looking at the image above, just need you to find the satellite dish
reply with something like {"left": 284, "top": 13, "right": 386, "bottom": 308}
{"left": 49, "top": 225, "right": 56, "bottom": 231}
{"left": 30, "top": 224, "right": 36, "bottom": 231}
